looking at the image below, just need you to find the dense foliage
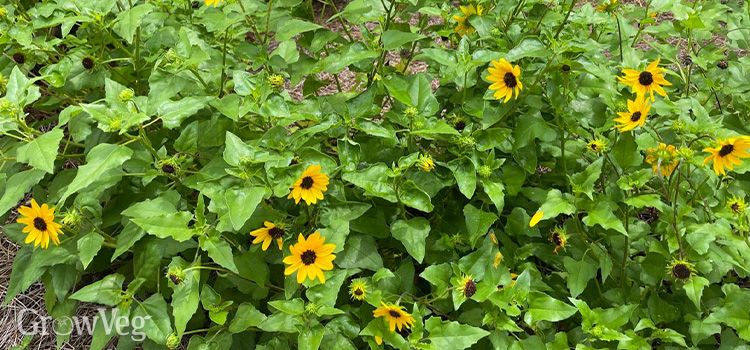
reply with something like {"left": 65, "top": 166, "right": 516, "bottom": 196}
{"left": 2, "top": 0, "right": 750, "bottom": 349}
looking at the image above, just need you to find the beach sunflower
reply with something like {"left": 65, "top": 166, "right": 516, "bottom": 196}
{"left": 283, "top": 232, "right": 336, "bottom": 284}
{"left": 373, "top": 302, "right": 416, "bottom": 332}
{"left": 453, "top": 4, "right": 483, "bottom": 36}
{"left": 645, "top": 143, "right": 679, "bottom": 177}
{"left": 702, "top": 137, "right": 750, "bottom": 176}
{"left": 349, "top": 279, "right": 368, "bottom": 301}
{"left": 204, "top": 0, "right": 224, "bottom": 6}
{"left": 16, "top": 199, "right": 64, "bottom": 249}
{"left": 249, "top": 221, "right": 285, "bottom": 251}
{"left": 596, "top": 0, "right": 618, "bottom": 13}
{"left": 666, "top": 259, "right": 695, "bottom": 280}
{"left": 587, "top": 139, "right": 606, "bottom": 154}
{"left": 727, "top": 196, "right": 747, "bottom": 215}
{"left": 550, "top": 226, "right": 568, "bottom": 254}
{"left": 614, "top": 95, "right": 651, "bottom": 132}
{"left": 617, "top": 58, "right": 671, "bottom": 102}
{"left": 417, "top": 154, "right": 435, "bottom": 172}
{"left": 287, "top": 164, "right": 329, "bottom": 205}
{"left": 457, "top": 274, "right": 477, "bottom": 298}
{"left": 487, "top": 59, "right": 523, "bottom": 102}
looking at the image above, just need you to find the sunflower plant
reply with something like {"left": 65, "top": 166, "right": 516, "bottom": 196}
{"left": 2, "top": 0, "right": 750, "bottom": 349}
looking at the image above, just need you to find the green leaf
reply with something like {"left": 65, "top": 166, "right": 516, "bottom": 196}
{"left": 269, "top": 298, "right": 305, "bottom": 315}
{"left": 504, "top": 38, "right": 551, "bottom": 61}
{"left": 336, "top": 234, "right": 383, "bottom": 271}
{"left": 425, "top": 317, "right": 490, "bottom": 350}
{"left": 342, "top": 164, "right": 397, "bottom": 202}
{"left": 524, "top": 292, "right": 578, "bottom": 324}
{"left": 447, "top": 158, "right": 476, "bottom": 198}
{"left": 563, "top": 257, "right": 597, "bottom": 298}
{"left": 16, "top": 128, "right": 64, "bottom": 173}
{"left": 131, "top": 212, "right": 195, "bottom": 242}
{"left": 624, "top": 194, "right": 664, "bottom": 210}
{"left": 480, "top": 178, "right": 505, "bottom": 211}
{"left": 569, "top": 158, "right": 604, "bottom": 200}
{"left": 391, "top": 218, "right": 430, "bottom": 263}
{"left": 229, "top": 303, "right": 267, "bottom": 333}
{"left": 0, "top": 169, "right": 47, "bottom": 216}
{"left": 275, "top": 19, "right": 323, "bottom": 41}
{"left": 70, "top": 274, "right": 124, "bottom": 306}
{"left": 168, "top": 257, "right": 201, "bottom": 337}
{"left": 158, "top": 96, "right": 213, "bottom": 129}
{"left": 58, "top": 143, "right": 134, "bottom": 204}
{"left": 112, "top": 4, "right": 155, "bottom": 44}
{"left": 464, "top": 204, "right": 497, "bottom": 247}
{"left": 299, "top": 325, "right": 326, "bottom": 350}
{"left": 77, "top": 232, "right": 104, "bottom": 269}
{"left": 583, "top": 200, "right": 627, "bottom": 235}
{"left": 398, "top": 180, "right": 434, "bottom": 213}
{"left": 537, "top": 189, "right": 576, "bottom": 221}
{"left": 381, "top": 30, "right": 426, "bottom": 50}
{"left": 132, "top": 294, "right": 173, "bottom": 345}
{"left": 219, "top": 187, "right": 265, "bottom": 231}
{"left": 199, "top": 232, "right": 239, "bottom": 273}
{"left": 683, "top": 276, "right": 709, "bottom": 309}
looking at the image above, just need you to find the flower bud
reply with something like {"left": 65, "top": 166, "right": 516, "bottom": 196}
{"left": 268, "top": 74, "right": 284, "bottom": 89}
{"left": 118, "top": 88, "right": 135, "bottom": 103}
{"left": 166, "top": 333, "right": 181, "bottom": 349}
{"left": 478, "top": 165, "right": 492, "bottom": 178}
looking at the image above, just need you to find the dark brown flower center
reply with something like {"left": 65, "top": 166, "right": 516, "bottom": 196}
{"left": 463, "top": 280, "right": 477, "bottom": 298}
{"left": 82, "top": 57, "right": 95, "bottom": 69}
{"left": 161, "top": 163, "right": 175, "bottom": 173}
{"left": 730, "top": 202, "right": 740, "bottom": 212}
{"left": 300, "top": 176, "right": 314, "bottom": 189}
{"left": 33, "top": 217, "right": 47, "bottom": 231}
{"left": 269, "top": 227, "right": 284, "bottom": 239}
{"left": 561, "top": 64, "right": 571, "bottom": 72}
{"left": 354, "top": 288, "right": 363, "bottom": 295}
{"left": 672, "top": 263, "right": 691, "bottom": 279}
{"left": 13, "top": 53, "right": 25, "bottom": 64}
{"left": 630, "top": 111, "right": 642, "bottom": 122}
{"left": 638, "top": 71, "right": 653, "bottom": 86}
{"left": 301, "top": 250, "right": 317, "bottom": 265}
{"left": 589, "top": 142, "right": 598, "bottom": 151}
{"left": 719, "top": 144, "right": 734, "bottom": 157}
{"left": 388, "top": 310, "right": 402, "bottom": 318}
{"left": 552, "top": 232, "right": 562, "bottom": 246}
{"left": 503, "top": 72, "right": 517, "bottom": 88}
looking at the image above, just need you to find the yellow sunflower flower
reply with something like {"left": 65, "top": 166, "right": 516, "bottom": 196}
{"left": 550, "top": 226, "right": 568, "bottom": 254}
{"left": 614, "top": 95, "right": 651, "bottom": 132}
{"left": 487, "top": 58, "right": 523, "bottom": 102}
{"left": 349, "top": 279, "right": 368, "bottom": 301}
{"left": 702, "top": 136, "right": 750, "bottom": 176}
{"left": 596, "top": 0, "right": 618, "bottom": 13}
{"left": 727, "top": 196, "right": 747, "bottom": 215}
{"left": 508, "top": 272, "right": 519, "bottom": 288}
{"left": 417, "top": 154, "right": 435, "bottom": 172}
{"left": 587, "top": 139, "right": 606, "bottom": 154}
{"left": 16, "top": 199, "right": 64, "bottom": 249}
{"left": 249, "top": 221, "right": 285, "bottom": 251}
{"left": 453, "top": 4, "right": 483, "bottom": 36}
{"left": 204, "top": 0, "right": 224, "bottom": 6}
{"left": 283, "top": 232, "right": 336, "bottom": 284}
{"left": 617, "top": 58, "right": 671, "bottom": 102}
{"left": 645, "top": 143, "right": 679, "bottom": 177}
{"left": 373, "top": 302, "right": 416, "bottom": 332}
{"left": 287, "top": 164, "right": 329, "bottom": 205}
{"left": 666, "top": 259, "right": 696, "bottom": 280}
{"left": 457, "top": 274, "right": 477, "bottom": 298}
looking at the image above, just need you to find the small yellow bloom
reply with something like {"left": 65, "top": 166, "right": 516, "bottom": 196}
{"left": 375, "top": 336, "right": 383, "bottom": 345}
{"left": 373, "top": 302, "right": 416, "bottom": 332}
{"left": 249, "top": 221, "right": 285, "bottom": 251}
{"left": 16, "top": 199, "right": 64, "bottom": 249}
{"left": 703, "top": 136, "right": 750, "bottom": 176}
{"left": 614, "top": 95, "right": 651, "bottom": 132}
{"left": 283, "top": 232, "right": 336, "bottom": 284}
{"left": 493, "top": 252, "right": 503, "bottom": 268}
{"left": 645, "top": 143, "right": 679, "bottom": 177}
{"left": 417, "top": 154, "right": 435, "bottom": 172}
{"left": 617, "top": 58, "right": 672, "bottom": 102}
{"left": 204, "top": 0, "right": 224, "bottom": 6}
{"left": 490, "top": 233, "right": 497, "bottom": 244}
{"left": 457, "top": 274, "right": 477, "bottom": 298}
{"left": 666, "top": 259, "right": 695, "bottom": 280}
{"left": 529, "top": 211, "right": 544, "bottom": 227}
{"left": 727, "top": 196, "right": 747, "bottom": 215}
{"left": 349, "top": 279, "right": 368, "bottom": 301}
{"left": 587, "top": 139, "right": 606, "bottom": 154}
{"left": 453, "top": 4, "right": 484, "bottom": 36}
{"left": 288, "top": 165, "right": 330, "bottom": 205}
{"left": 487, "top": 58, "right": 522, "bottom": 102}
{"left": 596, "top": 0, "right": 618, "bottom": 12}
{"left": 509, "top": 273, "right": 519, "bottom": 288}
